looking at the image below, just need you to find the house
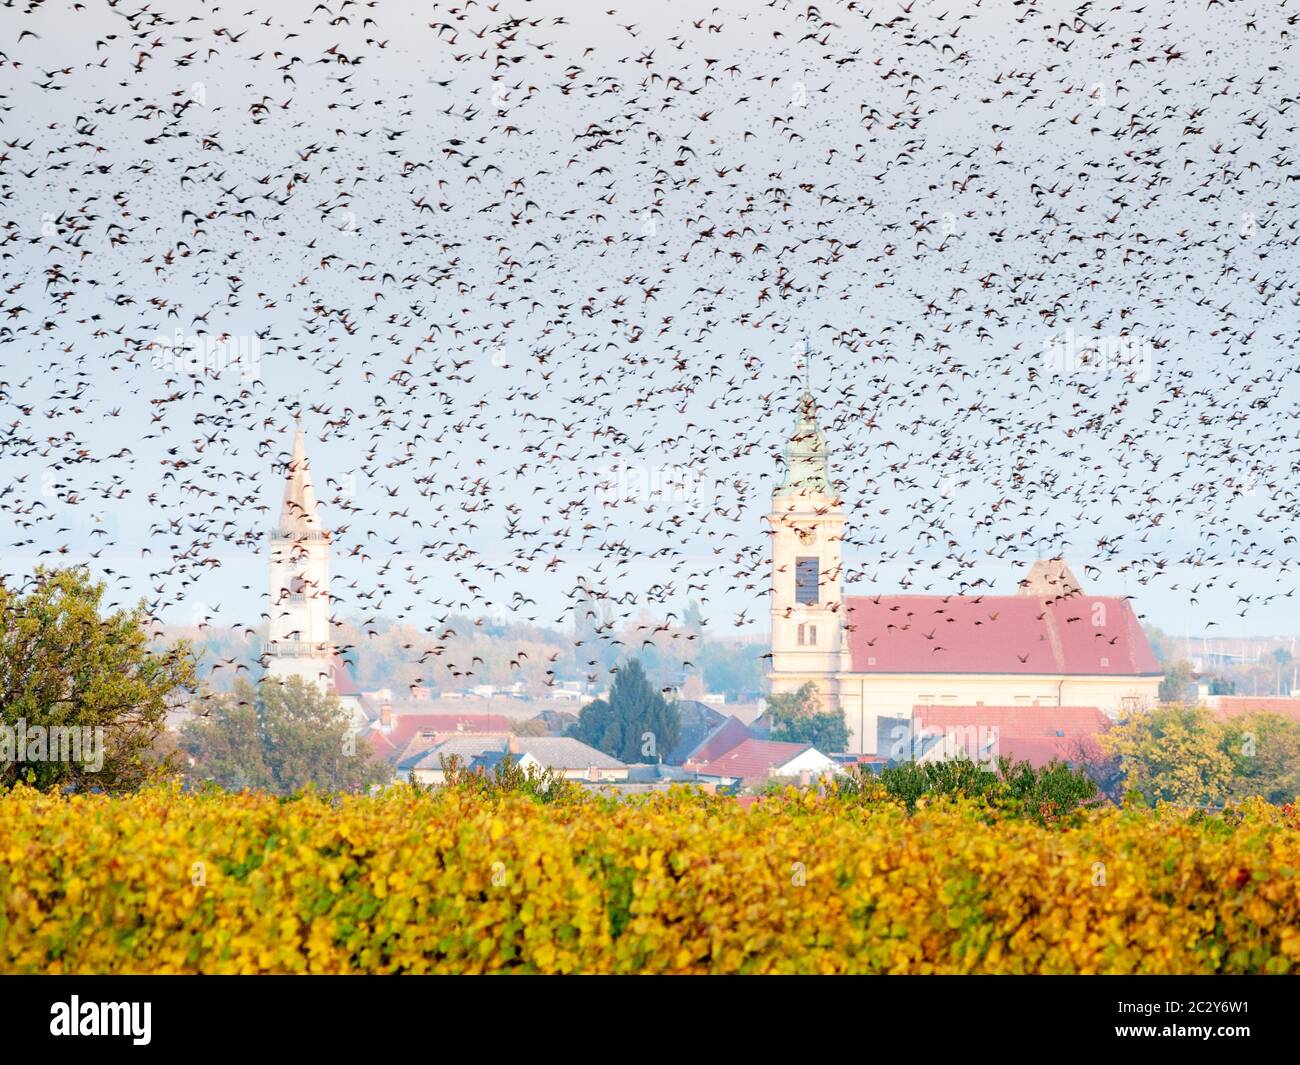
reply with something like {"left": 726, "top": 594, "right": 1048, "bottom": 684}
{"left": 692, "top": 739, "right": 840, "bottom": 788}
{"left": 679, "top": 714, "right": 758, "bottom": 766}
{"left": 882, "top": 705, "right": 1111, "bottom": 768}
{"left": 664, "top": 699, "right": 729, "bottom": 764}
{"left": 391, "top": 733, "right": 486, "bottom": 775}
{"left": 1206, "top": 695, "right": 1300, "bottom": 725}
{"left": 405, "top": 735, "right": 627, "bottom": 786}
{"left": 584, "top": 763, "right": 719, "bottom": 797}
{"left": 372, "top": 711, "right": 513, "bottom": 749}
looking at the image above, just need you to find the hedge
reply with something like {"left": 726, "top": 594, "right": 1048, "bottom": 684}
{"left": 2, "top": 784, "right": 1299, "bottom": 973}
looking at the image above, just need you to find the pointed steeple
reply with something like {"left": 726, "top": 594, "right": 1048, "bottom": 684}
{"left": 776, "top": 336, "right": 833, "bottom": 497}
{"left": 277, "top": 417, "right": 325, "bottom": 536}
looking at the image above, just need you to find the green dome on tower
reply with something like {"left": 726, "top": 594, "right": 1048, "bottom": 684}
{"left": 776, "top": 336, "right": 833, "bottom": 498}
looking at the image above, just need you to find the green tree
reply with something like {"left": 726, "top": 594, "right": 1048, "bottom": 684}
{"left": 764, "top": 682, "right": 850, "bottom": 753}
{"left": 1100, "top": 706, "right": 1233, "bottom": 807}
{"left": 0, "top": 567, "right": 196, "bottom": 793}
{"left": 699, "top": 638, "right": 765, "bottom": 699}
{"left": 1158, "top": 659, "right": 1195, "bottom": 703}
{"left": 569, "top": 658, "right": 680, "bottom": 762}
{"left": 1221, "top": 712, "right": 1300, "bottom": 806}
{"left": 429, "top": 751, "right": 577, "bottom": 805}
{"left": 850, "top": 756, "right": 1098, "bottom": 821}
{"left": 181, "top": 676, "right": 392, "bottom": 794}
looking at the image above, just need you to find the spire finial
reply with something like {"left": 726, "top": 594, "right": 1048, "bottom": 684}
{"left": 800, "top": 332, "right": 813, "bottom": 394}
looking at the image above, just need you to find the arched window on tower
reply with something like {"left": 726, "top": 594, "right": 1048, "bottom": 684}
{"left": 289, "top": 574, "right": 307, "bottom": 602}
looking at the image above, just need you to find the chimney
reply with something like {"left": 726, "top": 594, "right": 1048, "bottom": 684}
{"left": 379, "top": 702, "right": 392, "bottom": 729}
{"left": 507, "top": 733, "right": 519, "bottom": 755}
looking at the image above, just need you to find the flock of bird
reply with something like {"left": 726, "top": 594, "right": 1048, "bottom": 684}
{"left": 2, "top": 0, "right": 1299, "bottom": 690}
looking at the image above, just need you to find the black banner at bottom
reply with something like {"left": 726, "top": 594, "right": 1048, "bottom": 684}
{"left": 0, "top": 974, "right": 1290, "bottom": 1053}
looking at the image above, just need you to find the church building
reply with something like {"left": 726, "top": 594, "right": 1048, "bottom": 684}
{"left": 767, "top": 383, "right": 1162, "bottom": 756}
{"left": 263, "top": 420, "right": 371, "bottom": 726}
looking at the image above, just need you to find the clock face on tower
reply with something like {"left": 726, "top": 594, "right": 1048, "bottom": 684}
{"left": 797, "top": 528, "right": 816, "bottom": 545}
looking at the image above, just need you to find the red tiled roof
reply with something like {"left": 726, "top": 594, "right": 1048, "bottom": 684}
{"left": 911, "top": 705, "right": 1109, "bottom": 768}
{"left": 391, "top": 731, "right": 444, "bottom": 767}
{"left": 363, "top": 731, "right": 398, "bottom": 759}
{"left": 683, "top": 716, "right": 754, "bottom": 765}
{"left": 386, "top": 713, "right": 513, "bottom": 750}
{"left": 1210, "top": 697, "right": 1300, "bottom": 724}
{"left": 844, "top": 593, "right": 1159, "bottom": 676}
{"left": 330, "top": 656, "right": 360, "bottom": 696}
{"left": 694, "top": 738, "right": 814, "bottom": 782}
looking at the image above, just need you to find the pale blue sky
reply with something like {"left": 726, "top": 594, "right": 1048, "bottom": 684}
{"left": 2, "top": 0, "right": 1299, "bottom": 640}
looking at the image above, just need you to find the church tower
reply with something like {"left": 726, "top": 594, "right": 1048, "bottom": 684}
{"left": 264, "top": 418, "right": 334, "bottom": 690}
{"left": 767, "top": 341, "right": 851, "bottom": 713}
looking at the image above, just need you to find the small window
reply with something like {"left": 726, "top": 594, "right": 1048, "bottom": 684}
{"left": 797, "top": 624, "right": 806, "bottom": 646}
{"left": 1100, "top": 656, "right": 1109, "bottom": 667}
{"left": 795, "top": 557, "right": 819, "bottom": 605}
{"left": 807, "top": 624, "right": 817, "bottom": 645}
{"left": 867, "top": 656, "right": 877, "bottom": 666}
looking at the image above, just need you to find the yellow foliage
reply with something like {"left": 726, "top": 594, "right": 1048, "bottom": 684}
{"left": 0, "top": 784, "right": 1298, "bottom": 974}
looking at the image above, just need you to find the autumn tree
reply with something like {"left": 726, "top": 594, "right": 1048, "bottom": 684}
{"left": 1221, "top": 712, "right": 1300, "bottom": 806}
{"left": 0, "top": 567, "right": 196, "bottom": 793}
{"left": 1101, "top": 706, "right": 1233, "bottom": 807}
{"left": 181, "top": 675, "right": 391, "bottom": 794}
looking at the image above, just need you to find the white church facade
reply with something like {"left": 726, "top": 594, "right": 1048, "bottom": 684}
{"left": 263, "top": 420, "right": 370, "bottom": 727}
{"left": 767, "top": 386, "right": 1162, "bottom": 755}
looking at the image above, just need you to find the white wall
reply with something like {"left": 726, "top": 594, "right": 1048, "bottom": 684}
{"left": 836, "top": 672, "right": 1160, "bottom": 755}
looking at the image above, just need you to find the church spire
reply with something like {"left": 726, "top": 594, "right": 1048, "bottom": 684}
{"left": 776, "top": 335, "right": 833, "bottom": 497}
{"left": 277, "top": 420, "right": 325, "bottom": 536}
